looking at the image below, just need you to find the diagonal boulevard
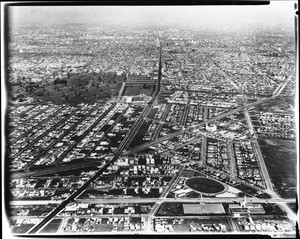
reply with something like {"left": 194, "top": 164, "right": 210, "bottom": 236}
{"left": 26, "top": 38, "right": 163, "bottom": 235}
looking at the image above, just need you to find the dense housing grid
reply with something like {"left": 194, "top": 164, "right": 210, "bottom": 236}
{"left": 5, "top": 7, "right": 297, "bottom": 237}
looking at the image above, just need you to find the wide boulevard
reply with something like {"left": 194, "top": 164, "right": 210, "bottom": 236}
{"left": 26, "top": 39, "right": 164, "bottom": 234}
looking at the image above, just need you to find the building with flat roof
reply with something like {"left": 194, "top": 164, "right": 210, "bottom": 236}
{"left": 173, "top": 188, "right": 193, "bottom": 197}
{"left": 228, "top": 203, "right": 265, "bottom": 216}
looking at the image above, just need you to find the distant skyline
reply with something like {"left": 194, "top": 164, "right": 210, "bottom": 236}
{"left": 8, "top": 2, "right": 296, "bottom": 29}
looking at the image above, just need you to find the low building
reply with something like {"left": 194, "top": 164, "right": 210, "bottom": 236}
{"left": 228, "top": 203, "right": 265, "bottom": 216}
{"left": 206, "top": 123, "right": 217, "bottom": 132}
{"left": 173, "top": 188, "right": 193, "bottom": 197}
{"left": 229, "top": 206, "right": 249, "bottom": 217}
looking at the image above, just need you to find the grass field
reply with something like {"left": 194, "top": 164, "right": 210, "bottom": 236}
{"left": 124, "top": 85, "right": 155, "bottom": 96}
{"left": 39, "top": 219, "right": 62, "bottom": 233}
{"left": 185, "top": 177, "right": 225, "bottom": 194}
{"left": 258, "top": 139, "right": 297, "bottom": 198}
{"left": 31, "top": 72, "right": 123, "bottom": 105}
{"left": 156, "top": 202, "right": 184, "bottom": 216}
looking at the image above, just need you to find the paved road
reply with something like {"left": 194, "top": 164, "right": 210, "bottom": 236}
{"left": 11, "top": 105, "right": 127, "bottom": 178}
{"left": 161, "top": 165, "right": 185, "bottom": 198}
{"left": 26, "top": 104, "right": 144, "bottom": 234}
{"left": 54, "top": 105, "right": 117, "bottom": 163}
{"left": 128, "top": 95, "right": 278, "bottom": 154}
{"left": 24, "top": 106, "right": 100, "bottom": 169}
{"left": 203, "top": 163, "right": 265, "bottom": 193}
{"left": 151, "top": 104, "right": 171, "bottom": 141}
{"left": 117, "top": 81, "right": 126, "bottom": 101}
{"left": 160, "top": 134, "right": 202, "bottom": 157}
{"left": 53, "top": 104, "right": 124, "bottom": 165}
{"left": 200, "top": 136, "right": 207, "bottom": 166}
{"left": 10, "top": 108, "right": 77, "bottom": 159}
{"left": 23, "top": 39, "right": 297, "bottom": 234}
{"left": 75, "top": 197, "right": 296, "bottom": 204}
{"left": 26, "top": 39, "right": 164, "bottom": 235}
{"left": 10, "top": 106, "right": 63, "bottom": 145}
{"left": 244, "top": 108, "right": 255, "bottom": 136}
{"left": 11, "top": 214, "right": 149, "bottom": 220}
{"left": 252, "top": 139, "right": 275, "bottom": 193}
{"left": 145, "top": 117, "right": 178, "bottom": 128}
{"left": 10, "top": 200, "right": 63, "bottom": 205}
{"left": 181, "top": 100, "right": 190, "bottom": 126}
{"left": 210, "top": 57, "right": 244, "bottom": 95}
{"left": 226, "top": 140, "right": 236, "bottom": 178}
{"left": 273, "top": 71, "right": 294, "bottom": 96}
{"left": 10, "top": 162, "right": 99, "bottom": 179}
{"left": 123, "top": 40, "right": 162, "bottom": 149}
{"left": 9, "top": 195, "right": 297, "bottom": 206}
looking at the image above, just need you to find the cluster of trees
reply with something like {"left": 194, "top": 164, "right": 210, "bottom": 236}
{"left": 54, "top": 78, "right": 68, "bottom": 85}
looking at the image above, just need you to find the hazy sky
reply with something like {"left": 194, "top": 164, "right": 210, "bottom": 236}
{"left": 8, "top": 2, "right": 296, "bottom": 28}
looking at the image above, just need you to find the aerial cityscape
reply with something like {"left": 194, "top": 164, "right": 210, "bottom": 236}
{"left": 2, "top": 3, "right": 298, "bottom": 238}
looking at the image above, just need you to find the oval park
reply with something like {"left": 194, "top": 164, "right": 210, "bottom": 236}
{"left": 185, "top": 177, "right": 227, "bottom": 196}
